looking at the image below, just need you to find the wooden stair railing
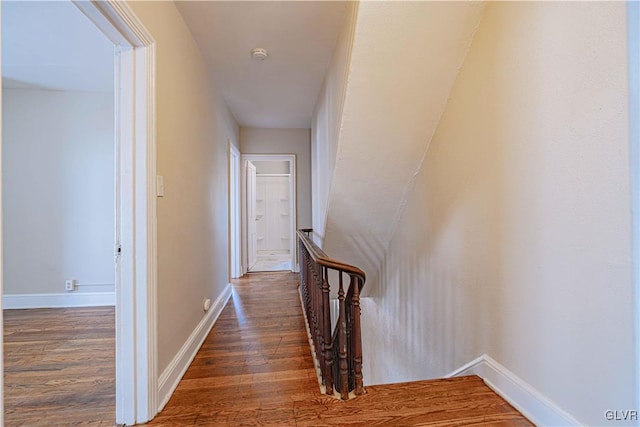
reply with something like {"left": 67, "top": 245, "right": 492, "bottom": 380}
{"left": 297, "top": 229, "right": 366, "bottom": 400}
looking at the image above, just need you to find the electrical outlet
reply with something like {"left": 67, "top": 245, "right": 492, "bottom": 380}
{"left": 65, "top": 279, "right": 76, "bottom": 292}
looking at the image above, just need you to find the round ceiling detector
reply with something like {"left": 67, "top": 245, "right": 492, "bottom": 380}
{"left": 251, "top": 48, "right": 268, "bottom": 60}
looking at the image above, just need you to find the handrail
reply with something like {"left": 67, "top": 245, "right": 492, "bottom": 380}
{"left": 297, "top": 229, "right": 366, "bottom": 284}
{"left": 297, "top": 229, "right": 365, "bottom": 399}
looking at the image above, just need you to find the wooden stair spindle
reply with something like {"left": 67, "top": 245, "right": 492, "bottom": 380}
{"left": 322, "top": 266, "right": 334, "bottom": 395}
{"left": 337, "top": 272, "right": 349, "bottom": 399}
{"left": 315, "top": 264, "right": 325, "bottom": 386}
{"left": 352, "top": 275, "right": 364, "bottom": 396}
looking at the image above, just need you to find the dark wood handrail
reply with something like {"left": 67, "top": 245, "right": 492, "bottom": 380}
{"left": 297, "top": 229, "right": 365, "bottom": 399}
{"left": 297, "top": 229, "right": 366, "bottom": 284}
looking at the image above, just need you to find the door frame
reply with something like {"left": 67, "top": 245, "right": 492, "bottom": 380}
{"left": 228, "top": 141, "right": 241, "bottom": 279}
{"left": 627, "top": 1, "right": 640, "bottom": 414}
{"left": 1, "top": 5, "right": 4, "bottom": 424}
{"left": 241, "top": 154, "right": 298, "bottom": 274}
{"left": 70, "top": 1, "right": 158, "bottom": 424}
{"left": 245, "top": 160, "right": 258, "bottom": 272}
{"left": 0, "top": 2, "right": 157, "bottom": 423}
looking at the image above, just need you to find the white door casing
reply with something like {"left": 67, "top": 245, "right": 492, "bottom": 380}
{"left": 0, "top": 5, "right": 4, "bottom": 424}
{"left": 241, "top": 154, "right": 298, "bottom": 273}
{"left": 228, "top": 142, "right": 241, "bottom": 279}
{"left": 627, "top": 1, "right": 640, "bottom": 415}
{"left": 246, "top": 161, "right": 258, "bottom": 271}
{"left": 71, "top": 1, "right": 158, "bottom": 424}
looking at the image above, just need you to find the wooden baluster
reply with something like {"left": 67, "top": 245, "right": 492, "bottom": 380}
{"left": 322, "top": 266, "right": 333, "bottom": 395}
{"left": 302, "top": 249, "right": 308, "bottom": 323}
{"left": 313, "top": 264, "right": 326, "bottom": 386}
{"left": 333, "top": 330, "right": 339, "bottom": 393}
{"left": 337, "top": 272, "right": 349, "bottom": 399}
{"left": 298, "top": 240, "right": 303, "bottom": 288}
{"left": 352, "top": 276, "right": 363, "bottom": 395}
{"left": 311, "top": 261, "right": 317, "bottom": 352}
{"left": 301, "top": 242, "right": 309, "bottom": 316}
{"left": 347, "top": 275, "right": 354, "bottom": 391}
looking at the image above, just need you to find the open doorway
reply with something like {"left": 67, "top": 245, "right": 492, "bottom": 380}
{"left": 242, "top": 154, "right": 297, "bottom": 273}
{"left": 1, "top": 1, "right": 157, "bottom": 425}
{"left": 2, "top": 2, "right": 116, "bottom": 424}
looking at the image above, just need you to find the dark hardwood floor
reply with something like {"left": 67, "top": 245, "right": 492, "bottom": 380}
{"left": 3, "top": 306, "right": 115, "bottom": 426}
{"left": 149, "top": 272, "right": 532, "bottom": 426}
{"left": 1, "top": 273, "right": 532, "bottom": 426}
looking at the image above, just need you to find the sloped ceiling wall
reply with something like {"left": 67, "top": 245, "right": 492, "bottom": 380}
{"left": 321, "top": 2, "right": 485, "bottom": 293}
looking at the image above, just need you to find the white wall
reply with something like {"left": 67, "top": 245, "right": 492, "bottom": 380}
{"left": 311, "top": 2, "right": 357, "bottom": 244}
{"left": 128, "top": 1, "right": 239, "bottom": 374}
{"left": 361, "top": 2, "right": 634, "bottom": 425}
{"left": 240, "top": 127, "right": 311, "bottom": 229}
{"left": 318, "top": 2, "right": 484, "bottom": 294}
{"left": 2, "top": 89, "right": 114, "bottom": 297}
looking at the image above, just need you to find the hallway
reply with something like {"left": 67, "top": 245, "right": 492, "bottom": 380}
{"left": 149, "top": 272, "right": 531, "bottom": 426}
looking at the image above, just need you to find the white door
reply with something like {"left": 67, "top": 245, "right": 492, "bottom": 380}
{"left": 255, "top": 176, "right": 266, "bottom": 252}
{"left": 274, "top": 176, "right": 291, "bottom": 252}
{"left": 246, "top": 161, "right": 257, "bottom": 270}
{"left": 256, "top": 175, "right": 291, "bottom": 253}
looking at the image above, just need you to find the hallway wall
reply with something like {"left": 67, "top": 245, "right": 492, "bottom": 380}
{"left": 128, "top": 1, "right": 239, "bottom": 375}
{"left": 360, "top": 2, "right": 633, "bottom": 425}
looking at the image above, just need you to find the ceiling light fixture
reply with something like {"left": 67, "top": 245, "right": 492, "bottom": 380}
{"left": 251, "top": 48, "right": 268, "bottom": 60}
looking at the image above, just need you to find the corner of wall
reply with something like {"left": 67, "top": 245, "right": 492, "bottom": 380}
{"left": 448, "top": 354, "right": 583, "bottom": 427}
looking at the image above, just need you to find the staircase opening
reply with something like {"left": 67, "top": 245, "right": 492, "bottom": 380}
{"left": 297, "top": 229, "right": 365, "bottom": 399}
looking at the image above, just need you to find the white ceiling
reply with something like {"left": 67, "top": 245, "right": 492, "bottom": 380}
{"left": 2, "top": 0, "right": 113, "bottom": 92}
{"left": 2, "top": 1, "right": 347, "bottom": 126}
{"left": 175, "top": 1, "right": 349, "bottom": 129}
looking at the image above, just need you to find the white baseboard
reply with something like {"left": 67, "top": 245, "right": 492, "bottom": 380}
{"left": 3, "top": 291, "right": 115, "bottom": 309}
{"left": 447, "top": 354, "right": 582, "bottom": 426}
{"left": 157, "top": 283, "right": 232, "bottom": 412}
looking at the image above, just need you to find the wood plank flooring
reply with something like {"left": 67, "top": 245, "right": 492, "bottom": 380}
{"left": 1, "top": 274, "right": 532, "bottom": 426}
{"left": 4, "top": 306, "right": 115, "bottom": 426}
{"left": 149, "top": 272, "right": 532, "bottom": 426}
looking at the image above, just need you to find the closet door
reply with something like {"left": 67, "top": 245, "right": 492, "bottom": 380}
{"left": 256, "top": 175, "right": 291, "bottom": 252}
{"left": 255, "top": 176, "right": 266, "bottom": 252}
{"left": 271, "top": 176, "right": 290, "bottom": 252}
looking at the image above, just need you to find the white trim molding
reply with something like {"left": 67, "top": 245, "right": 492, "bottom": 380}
{"left": 72, "top": 1, "right": 157, "bottom": 424}
{"left": 627, "top": 1, "right": 640, "bottom": 418}
{"left": 228, "top": 141, "right": 242, "bottom": 279}
{"left": 0, "top": 5, "right": 5, "bottom": 422}
{"left": 3, "top": 292, "right": 115, "bottom": 309}
{"left": 157, "top": 284, "right": 232, "bottom": 412}
{"left": 447, "top": 354, "right": 582, "bottom": 426}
